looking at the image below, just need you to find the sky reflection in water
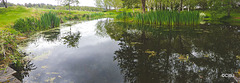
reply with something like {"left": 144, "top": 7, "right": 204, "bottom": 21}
{"left": 16, "top": 18, "right": 240, "bottom": 83}
{"left": 21, "top": 18, "right": 123, "bottom": 83}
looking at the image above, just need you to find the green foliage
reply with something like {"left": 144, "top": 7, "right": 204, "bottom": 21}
{"left": 116, "top": 11, "right": 200, "bottom": 25}
{"left": 0, "top": 6, "right": 33, "bottom": 28}
{"left": 95, "top": 0, "right": 123, "bottom": 10}
{"left": 21, "top": 3, "right": 104, "bottom": 11}
{"left": 13, "top": 12, "right": 60, "bottom": 33}
{"left": 122, "top": 0, "right": 140, "bottom": 8}
{"left": 0, "top": 31, "right": 21, "bottom": 69}
{"left": 116, "top": 11, "right": 138, "bottom": 20}
{"left": 62, "top": 12, "right": 114, "bottom": 20}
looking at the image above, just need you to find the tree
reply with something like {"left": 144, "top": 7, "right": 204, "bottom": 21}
{"left": 2, "top": 0, "right": 7, "bottom": 8}
{"left": 95, "top": 0, "right": 103, "bottom": 8}
{"left": 56, "top": 0, "right": 79, "bottom": 14}
{"left": 95, "top": 0, "right": 112, "bottom": 10}
{"left": 122, "top": 0, "right": 140, "bottom": 9}
{"left": 109, "top": 0, "right": 123, "bottom": 9}
{"left": 103, "top": 0, "right": 111, "bottom": 10}
{"left": 141, "top": 0, "right": 146, "bottom": 12}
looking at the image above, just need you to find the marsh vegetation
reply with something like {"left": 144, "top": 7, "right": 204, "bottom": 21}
{"left": 13, "top": 12, "right": 60, "bottom": 33}
{"left": 116, "top": 11, "right": 200, "bottom": 25}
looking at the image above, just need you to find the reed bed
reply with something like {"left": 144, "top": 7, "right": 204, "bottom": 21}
{"left": 13, "top": 11, "right": 60, "bottom": 33}
{"left": 116, "top": 11, "right": 200, "bottom": 25}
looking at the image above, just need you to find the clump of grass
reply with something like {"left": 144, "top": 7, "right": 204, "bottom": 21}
{"left": 0, "top": 30, "right": 22, "bottom": 69}
{"left": 116, "top": 11, "right": 138, "bottom": 20}
{"left": 13, "top": 11, "right": 60, "bottom": 33}
{"left": 116, "top": 11, "right": 200, "bottom": 25}
{"left": 40, "top": 12, "right": 61, "bottom": 29}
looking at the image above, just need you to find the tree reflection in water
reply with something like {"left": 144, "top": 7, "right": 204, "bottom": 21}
{"left": 62, "top": 26, "right": 81, "bottom": 48}
{"left": 11, "top": 23, "right": 82, "bottom": 82}
{"left": 41, "top": 29, "right": 61, "bottom": 42}
{"left": 96, "top": 19, "right": 240, "bottom": 83}
{"left": 9, "top": 53, "right": 37, "bottom": 82}
{"left": 40, "top": 25, "right": 82, "bottom": 48}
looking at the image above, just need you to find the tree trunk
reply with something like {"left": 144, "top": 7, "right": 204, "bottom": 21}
{"left": 155, "top": 1, "right": 158, "bottom": 10}
{"left": 178, "top": 0, "right": 182, "bottom": 12}
{"left": 69, "top": 4, "right": 71, "bottom": 14}
{"left": 132, "top": 7, "right": 134, "bottom": 12}
{"left": 163, "top": 4, "right": 165, "bottom": 10}
{"left": 160, "top": 2, "right": 162, "bottom": 10}
{"left": 228, "top": 0, "right": 232, "bottom": 17}
{"left": 141, "top": 0, "right": 146, "bottom": 13}
{"left": 2, "top": 0, "right": 8, "bottom": 8}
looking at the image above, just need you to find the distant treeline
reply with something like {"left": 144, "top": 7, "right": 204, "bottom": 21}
{"left": 0, "top": 2, "right": 103, "bottom": 11}
{"left": 0, "top": 2, "right": 15, "bottom": 7}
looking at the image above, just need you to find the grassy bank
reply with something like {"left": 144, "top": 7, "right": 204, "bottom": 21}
{"left": 0, "top": 6, "right": 38, "bottom": 34}
{"left": 202, "top": 9, "right": 240, "bottom": 26}
{"left": 40, "top": 8, "right": 117, "bottom": 21}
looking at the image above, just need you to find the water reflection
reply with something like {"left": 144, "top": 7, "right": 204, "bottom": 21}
{"left": 41, "top": 29, "right": 61, "bottom": 42}
{"left": 96, "top": 19, "right": 240, "bottom": 83}
{"left": 10, "top": 53, "right": 37, "bottom": 82}
{"left": 18, "top": 19, "right": 123, "bottom": 83}
{"left": 39, "top": 25, "right": 82, "bottom": 48}
{"left": 62, "top": 26, "right": 81, "bottom": 48}
{"left": 16, "top": 18, "right": 240, "bottom": 83}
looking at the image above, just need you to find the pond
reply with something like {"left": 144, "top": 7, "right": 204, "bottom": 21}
{"left": 12, "top": 18, "right": 240, "bottom": 83}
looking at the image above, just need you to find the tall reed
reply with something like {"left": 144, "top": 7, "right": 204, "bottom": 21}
{"left": 116, "top": 11, "right": 200, "bottom": 25}
{"left": 13, "top": 11, "right": 60, "bottom": 33}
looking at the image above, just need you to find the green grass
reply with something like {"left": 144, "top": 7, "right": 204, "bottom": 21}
{"left": 202, "top": 9, "right": 240, "bottom": 25}
{"left": 0, "top": 6, "right": 38, "bottom": 29}
{"left": 224, "top": 12, "right": 240, "bottom": 25}
{"left": 0, "top": 6, "right": 44, "bottom": 35}
{"left": 40, "top": 8, "right": 117, "bottom": 20}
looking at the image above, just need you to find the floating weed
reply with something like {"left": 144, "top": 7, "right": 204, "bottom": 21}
{"left": 45, "top": 77, "right": 56, "bottom": 83}
{"left": 33, "top": 51, "right": 51, "bottom": 61}
{"left": 41, "top": 66, "right": 48, "bottom": 69}
{"left": 46, "top": 72, "right": 59, "bottom": 75}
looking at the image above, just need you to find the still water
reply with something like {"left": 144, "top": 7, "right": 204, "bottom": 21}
{"left": 13, "top": 18, "right": 240, "bottom": 83}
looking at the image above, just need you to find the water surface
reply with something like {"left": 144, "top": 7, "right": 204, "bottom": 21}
{"left": 14, "top": 18, "right": 240, "bottom": 83}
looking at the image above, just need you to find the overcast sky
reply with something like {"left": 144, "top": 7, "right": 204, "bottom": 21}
{"left": 8, "top": 0, "right": 96, "bottom": 7}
